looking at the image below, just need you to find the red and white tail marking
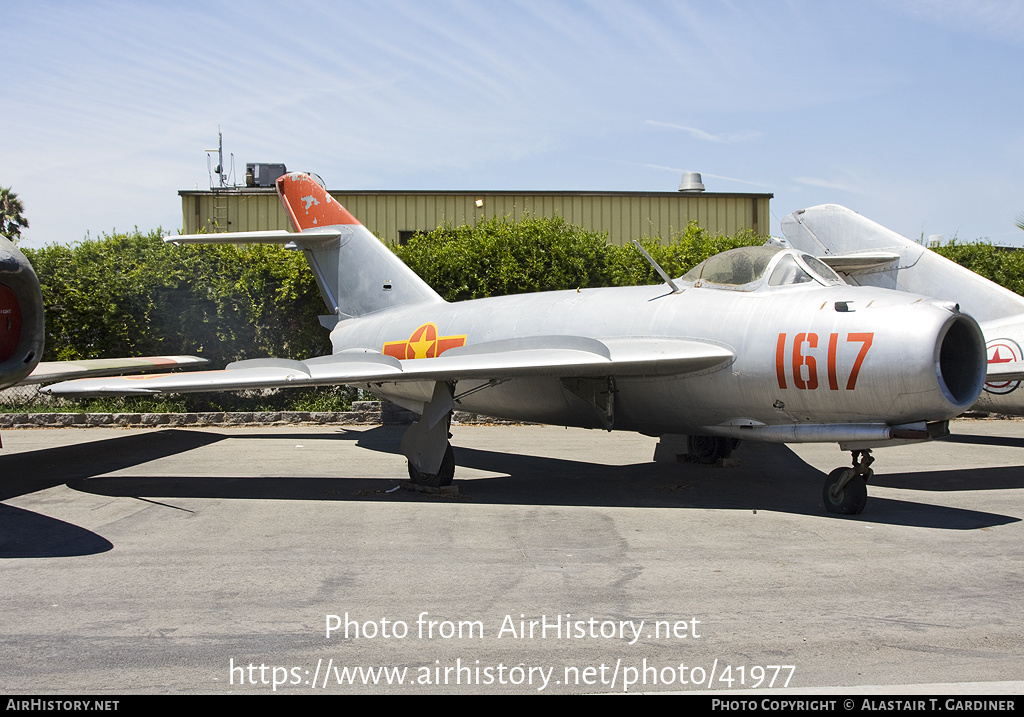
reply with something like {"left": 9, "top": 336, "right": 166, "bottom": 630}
{"left": 276, "top": 172, "right": 360, "bottom": 231}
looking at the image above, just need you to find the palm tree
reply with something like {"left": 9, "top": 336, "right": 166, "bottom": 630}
{"left": 0, "top": 186, "right": 29, "bottom": 242}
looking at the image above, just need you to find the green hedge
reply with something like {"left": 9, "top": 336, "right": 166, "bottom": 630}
{"left": 19, "top": 229, "right": 340, "bottom": 411}
{"left": 932, "top": 242, "right": 1024, "bottom": 296}
{"left": 394, "top": 215, "right": 763, "bottom": 301}
{"left": 24, "top": 229, "right": 329, "bottom": 365}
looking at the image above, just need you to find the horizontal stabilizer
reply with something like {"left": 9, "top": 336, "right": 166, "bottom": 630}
{"left": 21, "top": 356, "right": 209, "bottom": 386}
{"left": 40, "top": 337, "right": 734, "bottom": 397}
{"left": 986, "top": 361, "right": 1024, "bottom": 383}
{"left": 165, "top": 228, "right": 341, "bottom": 245}
{"left": 817, "top": 252, "right": 901, "bottom": 274}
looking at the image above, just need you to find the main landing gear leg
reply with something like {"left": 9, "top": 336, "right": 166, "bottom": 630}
{"left": 401, "top": 381, "right": 456, "bottom": 488}
{"left": 823, "top": 449, "right": 873, "bottom": 515}
{"left": 407, "top": 439, "right": 455, "bottom": 487}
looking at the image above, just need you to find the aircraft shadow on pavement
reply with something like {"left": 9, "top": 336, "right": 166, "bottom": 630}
{"left": 872, "top": 465, "right": 1024, "bottom": 493}
{"left": 446, "top": 444, "right": 1018, "bottom": 530}
{"left": 0, "top": 429, "right": 226, "bottom": 559}
{"left": 940, "top": 432, "right": 1024, "bottom": 450}
{"left": 66, "top": 426, "right": 1018, "bottom": 530}
{"left": 0, "top": 429, "right": 227, "bottom": 502}
{"left": 0, "top": 503, "right": 113, "bottom": 559}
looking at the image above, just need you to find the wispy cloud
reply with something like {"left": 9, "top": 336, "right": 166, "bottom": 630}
{"left": 646, "top": 121, "right": 761, "bottom": 144}
{"left": 892, "top": 0, "right": 1024, "bottom": 44}
{"left": 793, "top": 176, "right": 867, "bottom": 195}
{"left": 701, "top": 172, "right": 775, "bottom": 190}
{"left": 1, "top": 2, "right": 1019, "bottom": 246}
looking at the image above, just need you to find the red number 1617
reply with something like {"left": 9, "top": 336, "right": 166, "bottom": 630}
{"left": 775, "top": 332, "right": 874, "bottom": 391}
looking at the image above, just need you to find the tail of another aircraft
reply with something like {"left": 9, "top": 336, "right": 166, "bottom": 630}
{"left": 781, "top": 204, "right": 1024, "bottom": 326}
{"left": 169, "top": 173, "right": 444, "bottom": 326}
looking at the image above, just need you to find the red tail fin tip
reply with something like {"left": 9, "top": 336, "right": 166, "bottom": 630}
{"left": 276, "top": 173, "right": 360, "bottom": 231}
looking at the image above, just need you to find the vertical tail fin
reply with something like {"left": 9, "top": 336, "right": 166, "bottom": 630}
{"left": 169, "top": 173, "right": 444, "bottom": 324}
{"left": 276, "top": 173, "right": 444, "bottom": 324}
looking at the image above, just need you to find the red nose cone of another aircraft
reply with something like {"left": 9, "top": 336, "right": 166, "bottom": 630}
{"left": 0, "top": 284, "right": 22, "bottom": 362}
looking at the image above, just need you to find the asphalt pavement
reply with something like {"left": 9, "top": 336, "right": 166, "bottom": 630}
{"left": 1, "top": 420, "right": 1022, "bottom": 694}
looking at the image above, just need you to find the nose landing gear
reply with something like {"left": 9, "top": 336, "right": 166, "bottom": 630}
{"left": 823, "top": 449, "right": 873, "bottom": 515}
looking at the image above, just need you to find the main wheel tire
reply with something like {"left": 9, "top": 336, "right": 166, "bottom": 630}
{"left": 687, "top": 435, "right": 732, "bottom": 464}
{"left": 407, "top": 443, "right": 455, "bottom": 487}
{"left": 823, "top": 467, "right": 868, "bottom": 515}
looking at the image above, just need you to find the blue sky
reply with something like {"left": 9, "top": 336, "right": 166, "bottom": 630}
{"left": 3, "top": 0, "right": 1023, "bottom": 248}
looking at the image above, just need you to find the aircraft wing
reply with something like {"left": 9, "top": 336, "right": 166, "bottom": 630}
{"left": 40, "top": 336, "right": 734, "bottom": 396}
{"left": 21, "top": 356, "right": 210, "bottom": 386}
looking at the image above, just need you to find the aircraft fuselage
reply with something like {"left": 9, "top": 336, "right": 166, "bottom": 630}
{"left": 332, "top": 281, "right": 983, "bottom": 438}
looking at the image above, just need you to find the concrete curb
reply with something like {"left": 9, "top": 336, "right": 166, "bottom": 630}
{"left": 0, "top": 401, "right": 530, "bottom": 428}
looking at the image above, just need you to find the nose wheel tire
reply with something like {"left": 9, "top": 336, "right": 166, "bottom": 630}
{"left": 823, "top": 467, "right": 868, "bottom": 515}
{"left": 407, "top": 442, "right": 455, "bottom": 487}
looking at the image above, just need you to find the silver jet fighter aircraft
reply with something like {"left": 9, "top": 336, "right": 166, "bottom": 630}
{"left": 781, "top": 204, "right": 1024, "bottom": 418}
{"left": 44, "top": 174, "right": 988, "bottom": 514}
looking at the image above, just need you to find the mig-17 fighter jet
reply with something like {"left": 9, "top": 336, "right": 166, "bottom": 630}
{"left": 43, "top": 175, "right": 988, "bottom": 514}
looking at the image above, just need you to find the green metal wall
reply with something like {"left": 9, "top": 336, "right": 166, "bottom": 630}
{"left": 180, "top": 189, "right": 772, "bottom": 244}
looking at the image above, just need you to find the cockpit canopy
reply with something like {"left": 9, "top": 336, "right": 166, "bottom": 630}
{"left": 681, "top": 245, "right": 845, "bottom": 291}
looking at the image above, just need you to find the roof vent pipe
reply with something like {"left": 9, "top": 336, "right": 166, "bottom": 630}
{"left": 678, "top": 172, "right": 705, "bottom": 192}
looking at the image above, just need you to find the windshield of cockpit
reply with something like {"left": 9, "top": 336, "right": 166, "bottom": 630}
{"left": 680, "top": 245, "right": 846, "bottom": 291}
{"left": 681, "top": 245, "right": 783, "bottom": 288}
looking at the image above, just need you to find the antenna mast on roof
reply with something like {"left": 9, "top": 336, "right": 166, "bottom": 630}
{"left": 205, "top": 127, "right": 237, "bottom": 189}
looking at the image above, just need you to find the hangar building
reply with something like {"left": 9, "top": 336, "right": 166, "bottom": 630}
{"left": 179, "top": 169, "right": 772, "bottom": 245}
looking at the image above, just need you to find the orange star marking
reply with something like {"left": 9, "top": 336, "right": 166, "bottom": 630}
{"left": 383, "top": 323, "right": 467, "bottom": 360}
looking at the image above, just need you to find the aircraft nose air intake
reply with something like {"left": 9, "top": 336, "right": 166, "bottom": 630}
{"left": 0, "top": 284, "right": 22, "bottom": 362}
{"left": 0, "top": 237, "right": 45, "bottom": 389}
{"left": 937, "top": 314, "right": 987, "bottom": 408}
